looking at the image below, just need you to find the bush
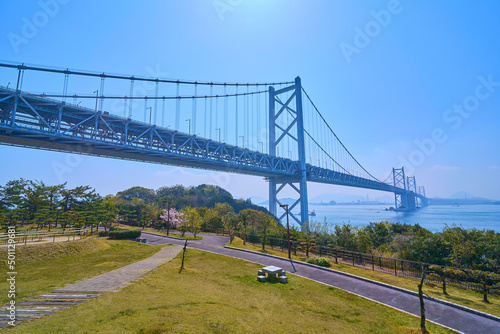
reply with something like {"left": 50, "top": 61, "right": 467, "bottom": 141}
{"left": 98, "top": 231, "right": 109, "bottom": 237}
{"left": 307, "top": 257, "right": 331, "bottom": 267}
{"left": 108, "top": 230, "right": 141, "bottom": 240}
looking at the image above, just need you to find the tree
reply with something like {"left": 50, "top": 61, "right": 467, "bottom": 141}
{"left": 299, "top": 233, "right": 317, "bottom": 258}
{"left": 464, "top": 269, "right": 500, "bottom": 303}
{"left": 178, "top": 216, "right": 190, "bottom": 237}
{"left": 257, "top": 215, "right": 278, "bottom": 250}
{"left": 363, "top": 221, "right": 394, "bottom": 248}
{"left": 334, "top": 224, "right": 357, "bottom": 251}
{"left": 160, "top": 208, "right": 184, "bottom": 230}
{"left": 417, "top": 265, "right": 428, "bottom": 332}
{"left": 214, "top": 202, "right": 234, "bottom": 218}
{"left": 237, "top": 209, "right": 254, "bottom": 245}
{"left": 183, "top": 207, "right": 202, "bottom": 237}
{"left": 116, "top": 186, "right": 156, "bottom": 203}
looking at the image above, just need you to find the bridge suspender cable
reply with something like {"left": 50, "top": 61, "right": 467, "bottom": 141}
{"left": 301, "top": 87, "right": 385, "bottom": 184}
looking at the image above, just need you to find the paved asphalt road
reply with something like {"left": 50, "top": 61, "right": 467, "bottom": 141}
{"left": 141, "top": 232, "right": 500, "bottom": 334}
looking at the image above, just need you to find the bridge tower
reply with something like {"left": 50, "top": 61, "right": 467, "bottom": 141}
{"left": 392, "top": 167, "right": 408, "bottom": 210}
{"left": 418, "top": 185, "right": 429, "bottom": 207}
{"left": 406, "top": 176, "right": 417, "bottom": 210}
{"left": 268, "top": 77, "right": 309, "bottom": 229}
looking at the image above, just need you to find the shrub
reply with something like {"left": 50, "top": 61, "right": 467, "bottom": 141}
{"left": 108, "top": 230, "right": 141, "bottom": 240}
{"left": 98, "top": 231, "right": 110, "bottom": 237}
{"left": 307, "top": 257, "right": 331, "bottom": 267}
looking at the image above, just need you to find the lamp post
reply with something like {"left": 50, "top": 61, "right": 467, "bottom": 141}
{"left": 280, "top": 204, "right": 291, "bottom": 259}
{"left": 239, "top": 135, "right": 244, "bottom": 148}
{"left": 93, "top": 90, "right": 99, "bottom": 112}
{"left": 215, "top": 128, "right": 221, "bottom": 142}
{"left": 163, "top": 200, "right": 170, "bottom": 236}
{"left": 147, "top": 107, "right": 152, "bottom": 125}
{"left": 185, "top": 119, "right": 191, "bottom": 135}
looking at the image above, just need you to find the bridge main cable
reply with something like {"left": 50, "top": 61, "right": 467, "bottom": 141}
{"left": 31, "top": 90, "right": 268, "bottom": 100}
{"left": 0, "top": 62, "right": 294, "bottom": 87}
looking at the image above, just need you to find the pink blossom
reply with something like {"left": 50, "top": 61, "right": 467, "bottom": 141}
{"left": 160, "top": 208, "right": 184, "bottom": 229}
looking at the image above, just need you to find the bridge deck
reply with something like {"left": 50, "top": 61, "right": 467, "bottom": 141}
{"left": 0, "top": 88, "right": 422, "bottom": 199}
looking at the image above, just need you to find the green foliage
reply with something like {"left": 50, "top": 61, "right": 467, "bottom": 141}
{"left": 98, "top": 231, "right": 110, "bottom": 237}
{"left": 108, "top": 230, "right": 141, "bottom": 239}
{"left": 0, "top": 179, "right": 116, "bottom": 231}
{"left": 182, "top": 206, "right": 203, "bottom": 237}
{"left": 307, "top": 257, "right": 331, "bottom": 267}
{"left": 156, "top": 184, "right": 268, "bottom": 214}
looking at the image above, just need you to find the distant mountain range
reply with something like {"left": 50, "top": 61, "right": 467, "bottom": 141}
{"left": 254, "top": 193, "right": 393, "bottom": 206}
{"left": 430, "top": 192, "right": 498, "bottom": 205}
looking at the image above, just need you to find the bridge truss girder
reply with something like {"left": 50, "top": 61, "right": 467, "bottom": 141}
{"left": 0, "top": 88, "right": 299, "bottom": 178}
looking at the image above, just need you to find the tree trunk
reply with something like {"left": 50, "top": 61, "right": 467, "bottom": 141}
{"left": 418, "top": 266, "right": 427, "bottom": 332}
{"left": 483, "top": 283, "right": 489, "bottom": 303}
{"left": 179, "top": 240, "right": 188, "bottom": 273}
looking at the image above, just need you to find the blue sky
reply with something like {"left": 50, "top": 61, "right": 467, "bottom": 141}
{"left": 1, "top": 0, "right": 500, "bottom": 201}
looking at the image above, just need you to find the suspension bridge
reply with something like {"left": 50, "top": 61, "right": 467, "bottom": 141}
{"left": 0, "top": 62, "right": 428, "bottom": 227}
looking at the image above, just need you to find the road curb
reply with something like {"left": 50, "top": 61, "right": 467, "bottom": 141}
{"left": 141, "top": 231, "right": 185, "bottom": 240}
{"left": 224, "top": 245, "right": 500, "bottom": 323}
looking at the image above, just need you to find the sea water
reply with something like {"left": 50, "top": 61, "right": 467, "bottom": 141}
{"left": 305, "top": 204, "right": 500, "bottom": 233}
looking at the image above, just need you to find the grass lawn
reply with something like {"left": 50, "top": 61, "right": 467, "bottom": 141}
{"left": 7, "top": 248, "right": 454, "bottom": 334}
{"left": 228, "top": 237, "right": 500, "bottom": 318}
{"left": 0, "top": 238, "right": 163, "bottom": 305}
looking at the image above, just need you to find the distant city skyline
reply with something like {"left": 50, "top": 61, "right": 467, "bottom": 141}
{"left": 1, "top": 1, "right": 500, "bottom": 201}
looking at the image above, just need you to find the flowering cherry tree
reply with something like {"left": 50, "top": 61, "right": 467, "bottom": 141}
{"left": 160, "top": 208, "right": 184, "bottom": 229}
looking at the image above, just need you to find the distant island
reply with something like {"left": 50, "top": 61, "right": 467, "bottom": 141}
{"left": 428, "top": 197, "right": 498, "bottom": 206}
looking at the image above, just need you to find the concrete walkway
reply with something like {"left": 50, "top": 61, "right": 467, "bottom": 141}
{"left": 141, "top": 232, "right": 500, "bottom": 334}
{"left": 1, "top": 245, "right": 182, "bottom": 327}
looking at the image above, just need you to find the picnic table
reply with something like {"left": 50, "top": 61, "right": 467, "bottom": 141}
{"left": 258, "top": 265, "right": 287, "bottom": 283}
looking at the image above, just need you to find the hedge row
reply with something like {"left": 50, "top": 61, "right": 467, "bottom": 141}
{"left": 103, "top": 230, "right": 142, "bottom": 239}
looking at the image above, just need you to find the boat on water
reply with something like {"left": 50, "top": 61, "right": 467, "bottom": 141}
{"left": 309, "top": 210, "right": 316, "bottom": 217}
